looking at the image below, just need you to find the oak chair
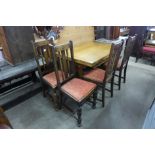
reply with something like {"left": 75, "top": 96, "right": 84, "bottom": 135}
{"left": 141, "top": 35, "right": 155, "bottom": 65}
{"left": 32, "top": 40, "right": 60, "bottom": 108}
{"left": 83, "top": 41, "right": 123, "bottom": 107}
{"left": 50, "top": 41, "right": 97, "bottom": 127}
{"left": 114, "top": 35, "right": 137, "bottom": 90}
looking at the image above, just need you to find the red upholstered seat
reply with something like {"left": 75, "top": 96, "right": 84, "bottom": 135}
{"left": 143, "top": 46, "right": 155, "bottom": 54}
{"left": 83, "top": 68, "right": 105, "bottom": 83}
{"left": 43, "top": 71, "right": 64, "bottom": 88}
{"left": 61, "top": 78, "right": 96, "bottom": 102}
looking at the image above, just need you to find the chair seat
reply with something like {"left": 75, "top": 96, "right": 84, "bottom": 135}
{"left": 83, "top": 68, "right": 105, "bottom": 83}
{"left": 143, "top": 46, "right": 155, "bottom": 54}
{"left": 43, "top": 71, "right": 64, "bottom": 88}
{"left": 61, "top": 78, "right": 96, "bottom": 102}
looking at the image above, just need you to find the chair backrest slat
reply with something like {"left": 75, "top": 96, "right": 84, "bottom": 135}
{"left": 65, "top": 49, "right": 69, "bottom": 76}
{"left": 32, "top": 40, "right": 53, "bottom": 77}
{"left": 105, "top": 40, "right": 124, "bottom": 81}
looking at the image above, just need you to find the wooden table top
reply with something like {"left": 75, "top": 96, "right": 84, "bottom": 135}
{"left": 73, "top": 41, "right": 111, "bottom": 67}
{"left": 34, "top": 38, "right": 111, "bottom": 68}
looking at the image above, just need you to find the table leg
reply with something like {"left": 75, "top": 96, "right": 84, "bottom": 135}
{"left": 76, "top": 64, "right": 84, "bottom": 77}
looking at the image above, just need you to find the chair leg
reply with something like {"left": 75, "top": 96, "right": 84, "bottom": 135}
{"left": 118, "top": 70, "right": 122, "bottom": 90}
{"left": 77, "top": 107, "right": 82, "bottom": 127}
{"left": 42, "top": 86, "right": 46, "bottom": 97}
{"left": 111, "top": 76, "right": 114, "bottom": 97}
{"left": 58, "top": 91, "right": 62, "bottom": 110}
{"left": 102, "top": 84, "right": 106, "bottom": 107}
{"left": 41, "top": 81, "right": 46, "bottom": 97}
{"left": 31, "top": 71, "right": 37, "bottom": 82}
{"left": 151, "top": 56, "right": 153, "bottom": 65}
{"left": 52, "top": 92, "right": 59, "bottom": 109}
{"left": 135, "top": 51, "right": 139, "bottom": 63}
{"left": 92, "top": 89, "right": 97, "bottom": 109}
{"left": 124, "top": 65, "right": 127, "bottom": 83}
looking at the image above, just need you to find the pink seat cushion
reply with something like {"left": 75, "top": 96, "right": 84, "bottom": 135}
{"left": 83, "top": 68, "right": 105, "bottom": 83}
{"left": 61, "top": 78, "right": 96, "bottom": 102}
{"left": 143, "top": 46, "right": 155, "bottom": 54}
{"left": 43, "top": 71, "right": 64, "bottom": 88}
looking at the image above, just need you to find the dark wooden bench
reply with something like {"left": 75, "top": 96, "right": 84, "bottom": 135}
{"left": 0, "top": 59, "right": 38, "bottom": 93}
{"left": 0, "top": 59, "right": 42, "bottom": 110}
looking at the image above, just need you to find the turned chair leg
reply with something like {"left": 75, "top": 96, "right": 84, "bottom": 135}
{"left": 118, "top": 70, "right": 122, "bottom": 90}
{"left": 135, "top": 52, "right": 139, "bottom": 63}
{"left": 41, "top": 81, "right": 47, "bottom": 97}
{"left": 77, "top": 107, "right": 82, "bottom": 127}
{"left": 58, "top": 91, "right": 63, "bottom": 110}
{"left": 111, "top": 76, "right": 114, "bottom": 97}
{"left": 92, "top": 89, "right": 97, "bottom": 109}
{"left": 55, "top": 96, "right": 59, "bottom": 110}
{"left": 124, "top": 65, "right": 127, "bottom": 83}
{"left": 42, "top": 86, "right": 46, "bottom": 97}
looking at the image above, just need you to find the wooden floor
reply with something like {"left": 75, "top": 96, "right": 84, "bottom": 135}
{"left": 143, "top": 98, "right": 155, "bottom": 128}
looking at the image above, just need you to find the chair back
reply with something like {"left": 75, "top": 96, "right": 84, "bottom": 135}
{"left": 32, "top": 40, "right": 53, "bottom": 78}
{"left": 105, "top": 40, "right": 124, "bottom": 81}
{"left": 50, "top": 40, "right": 76, "bottom": 87}
{"left": 122, "top": 35, "right": 137, "bottom": 66}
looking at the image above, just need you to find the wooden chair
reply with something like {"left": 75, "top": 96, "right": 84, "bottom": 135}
{"left": 50, "top": 41, "right": 97, "bottom": 127}
{"left": 114, "top": 35, "right": 137, "bottom": 90}
{"left": 83, "top": 41, "right": 123, "bottom": 107}
{"left": 32, "top": 40, "right": 60, "bottom": 108}
{"left": 142, "top": 46, "right": 155, "bottom": 65}
{"left": 139, "top": 35, "right": 155, "bottom": 65}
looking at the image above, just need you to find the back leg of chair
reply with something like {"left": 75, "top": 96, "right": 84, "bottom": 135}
{"left": 102, "top": 83, "right": 106, "bottom": 107}
{"left": 77, "top": 106, "right": 82, "bottom": 127}
{"left": 151, "top": 55, "right": 153, "bottom": 65}
{"left": 58, "top": 91, "right": 63, "bottom": 110}
{"left": 50, "top": 90, "right": 59, "bottom": 109}
{"left": 118, "top": 70, "right": 122, "bottom": 90}
{"left": 42, "top": 83, "right": 47, "bottom": 97}
{"left": 111, "top": 75, "right": 114, "bottom": 97}
{"left": 92, "top": 89, "right": 97, "bottom": 109}
{"left": 123, "top": 64, "right": 128, "bottom": 83}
